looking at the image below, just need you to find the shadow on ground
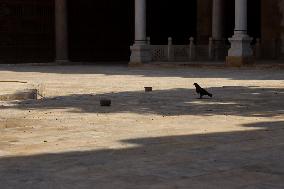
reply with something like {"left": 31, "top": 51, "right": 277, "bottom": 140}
{"left": 0, "top": 121, "right": 283, "bottom": 188}
{"left": 0, "top": 64, "right": 284, "bottom": 81}
{"left": 6, "top": 86, "right": 284, "bottom": 118}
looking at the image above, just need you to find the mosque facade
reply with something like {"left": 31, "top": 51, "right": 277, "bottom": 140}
{"left": 0, "top": 0, "right": 283, "bottom": 65}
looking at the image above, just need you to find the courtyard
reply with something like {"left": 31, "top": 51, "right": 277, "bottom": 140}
{"left": 0, "top": 64, "right": 283, "bottom": 188}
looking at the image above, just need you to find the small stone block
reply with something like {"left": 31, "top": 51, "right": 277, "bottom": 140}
{"left": 100, "top": 99, "right": 111, "bottom": 106}
{"left": 144, "top": 87, "right": 152, "bottom": 92}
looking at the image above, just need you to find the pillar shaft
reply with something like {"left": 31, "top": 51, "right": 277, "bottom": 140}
{"left": 129, "top": 0, "right": 151, "bottom": 65}
{"left": 212, "top": 0, "right": 223, "bottom": 40}
{"left": 234, "top": 0, "right": 247, "bottom": 34}
{"left": 212, "top": 0, "right": 226, "bottom": 60}
{"left": 55, "top": 0, "right": 68, "bottom": 62}
{"left": 227, "top": 0, "right": 253, "bottom": 66}
{"left": 135, "top": 0, "right": 147, "bottom": 44}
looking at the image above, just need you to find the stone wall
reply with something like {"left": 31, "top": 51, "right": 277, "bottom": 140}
{"left": 261, "top": 0, "right": 283, "bottom": 59}
{"left": 278, "top": 0, "right": 284, "bottom": 56}
{"left": 0, "top": 0, "right": 54, "bottom": 62}
{"left": 279, "top": 0, "right": 284, "bottom": 26}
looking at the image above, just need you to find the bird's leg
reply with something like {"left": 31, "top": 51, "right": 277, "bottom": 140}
{"left": 199, "top": 94, "right": 203, "bottom": 99}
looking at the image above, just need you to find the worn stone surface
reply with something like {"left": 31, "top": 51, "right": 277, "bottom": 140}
{"left": 0, "top": 89, "right": 37, "bottom": 101}
{"left": 0, "top": 65, "right": 283, "bottom": 189}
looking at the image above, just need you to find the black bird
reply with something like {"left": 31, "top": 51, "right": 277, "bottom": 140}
{"left": 193, "top": 83, "right": 213, "bottom": 99}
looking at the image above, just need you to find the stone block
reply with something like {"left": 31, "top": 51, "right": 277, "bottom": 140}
{"left": 144, "top": 87, "right": 152, "bottom": 92}
{"left": 100, "top": 99, "right": 111, "bottom": 106}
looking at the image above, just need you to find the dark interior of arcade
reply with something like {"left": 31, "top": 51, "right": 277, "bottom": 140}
{"left": 0, "top": 0, "right": 261, "bottom": 62}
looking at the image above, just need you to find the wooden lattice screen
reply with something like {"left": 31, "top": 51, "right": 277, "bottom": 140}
{"left": 0, "top": 0, "right": 54, "bottom": 63}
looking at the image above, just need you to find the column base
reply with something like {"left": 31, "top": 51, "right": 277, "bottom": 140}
{"left": 128, "top": 62, "right": 144, "bottom": 67}
{"left": 226, "top": 56, "right": 254, "bottom": 67}
{"left": 129, "top": 44, "right": 152, "bottom": 66}
{"left": 227, "top": 33, "right": 254, "bottom": 66}
{"left": 228, "top": 34, "right": 253, "bottom": 57}
{"left": 55, "top": 59, "right": 69, "bottom": 64}
{"left": 213, "top": 39, "right": 227, "bottom": 61}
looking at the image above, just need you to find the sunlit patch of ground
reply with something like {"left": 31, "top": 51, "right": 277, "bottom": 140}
{"left": 0, "top": 65, "right": 283, "bottom": 188}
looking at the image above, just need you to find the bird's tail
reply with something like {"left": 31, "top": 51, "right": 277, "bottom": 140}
{"left": 208, "top": 93, "right": 213, "bottom": 98}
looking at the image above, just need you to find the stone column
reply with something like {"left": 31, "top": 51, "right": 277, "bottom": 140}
{"left": 55, "top": 0, "right": 68, "bottom": 62}
{"left": 129, "top": 0, "right": 151, "bottom": 66}
{"left": 212, "top": 0, "right": 223, "bottom": 41}
{"left": 212, "top": 0, "right": 224, "bottom": 60}
{"left": 197, "top": 0, "right": 212, "bottom": 44}
{"left": 226, "top": 0, "right": 253, "bottom": 66}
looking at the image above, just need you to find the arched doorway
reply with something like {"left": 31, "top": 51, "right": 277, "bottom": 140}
{"left": 147, "top": 0, "right": 197, "bottom": 45}
{"left": 68, "top": 0, "right": 134, "bottom": 62}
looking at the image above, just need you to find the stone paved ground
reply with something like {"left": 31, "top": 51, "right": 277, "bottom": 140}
{"left": 0, "top": 64, "right": 283, "bottom": 189}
